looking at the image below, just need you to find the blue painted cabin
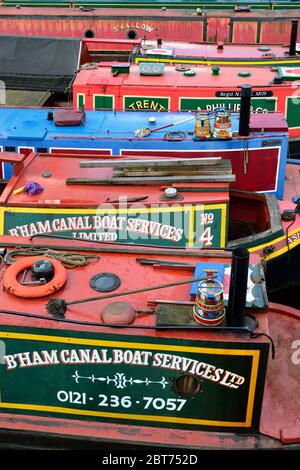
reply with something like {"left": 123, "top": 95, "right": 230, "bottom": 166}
{"left": 0, "top": 107, "right": 288, "bottom": 199}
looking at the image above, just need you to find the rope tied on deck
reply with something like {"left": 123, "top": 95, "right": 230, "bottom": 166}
{"left": 4, "top": 247, "right": 99, "bottom": 269}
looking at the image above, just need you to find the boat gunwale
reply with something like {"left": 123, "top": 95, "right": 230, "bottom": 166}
{"left": 227, "top": 192, "right": 284, "bottom": 249}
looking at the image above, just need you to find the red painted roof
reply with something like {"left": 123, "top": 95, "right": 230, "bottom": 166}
{"left": 0, "top": 232, "right": 262, "bottom": 337}
{"left": 0, "top": 232, "right": 298, "bottom": 447}
{"left": 75, "top": 63, "right": 279, "bottom": 88}
{"left": 1, "top": 153, "right": 230, "bottom": 208}
{"left": 141, "top": 40, "right": 290, "bottom": 60}
{"left": 250, "top": 113, "right": 288, "bottom": 132}
{"left": 0, "top": 7, "right": 300, "bottom": 20}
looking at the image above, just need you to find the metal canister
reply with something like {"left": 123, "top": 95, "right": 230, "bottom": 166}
{"left": 213, "top": 110, "right": 232, "bottom": 139}
{"left": 193, "top": 278, "right": 225, "bottom": 326}
{"left": 194, "top": 112, "right": 211, "bottom": 139}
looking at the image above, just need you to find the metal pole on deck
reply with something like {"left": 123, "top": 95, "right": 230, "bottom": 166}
{"left": 226, "top": 248, "right": 250, "bottom": 327}
{"left": 238, "top": 84, "right": 252, "bottom": 137}
{"left": 289, "top": 20, "right": 298, "bottom": 56}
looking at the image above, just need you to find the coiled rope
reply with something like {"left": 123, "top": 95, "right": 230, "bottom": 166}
{"left": 4, "top": 247, "right": 99, "bottom": 269}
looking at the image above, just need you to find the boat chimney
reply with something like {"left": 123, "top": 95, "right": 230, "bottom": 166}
{"left": 226, "top": 248, "right": 249, "bottom": 327}
{"left": 289, "top": 20, "right": 298, "bottom": 56}
{"left": 238, "top": 84, "right": 252, "bottom": 136}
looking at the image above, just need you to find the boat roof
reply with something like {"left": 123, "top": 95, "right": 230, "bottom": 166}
{"left": 0, "top": 229, "right": 299, "bottom": 446}
{"left": 0, "top": 108, "right": 288, "bottom": 141}
{"left": 75, "top": 63, "right": 279, "bottom": 88}
{"left": 139, "top": 41, "right": 292, "bottom": 60}
{"left": 1, "top": 7, "right": 300, "bottom": 19}
{"left": 0, "top": 233, "right": 266, "bottom": 335}
{"left": 1, "top": 152, "right": 297, "bottom": 235}
{"left": 1, "top": 153, "right": 231, "bottom": 207}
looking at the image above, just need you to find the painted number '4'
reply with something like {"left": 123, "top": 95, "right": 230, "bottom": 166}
{"left": 199, "top": 227, "right": 213, "bottom": 247}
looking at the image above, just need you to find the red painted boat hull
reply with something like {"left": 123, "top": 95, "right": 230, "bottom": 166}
{"left": 0, "top": 8, "right": 300, "bottom": 44}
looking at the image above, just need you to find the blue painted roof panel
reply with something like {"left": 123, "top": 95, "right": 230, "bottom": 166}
{"left": 0, "top": 108, "right": 243, "bottom": 141}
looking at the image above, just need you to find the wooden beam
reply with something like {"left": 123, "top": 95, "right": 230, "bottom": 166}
{"left": 113, "top": 167, "right": 232, "bottom": 177}
{"left": 67, "top": 174, "right": 236, "bottom": 185}
{"left": 80, "top": 157, "right": 222, "bottom": 168}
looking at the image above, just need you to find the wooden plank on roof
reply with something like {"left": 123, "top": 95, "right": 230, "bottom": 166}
{"left": 113, "top": 168, "right": 232, "bottom": 177}
{"left": 80, "top": 157, "right": 222, "bottom": 168}
{"left": 113, "top": 159, "right": 231, "bottom": 177}
{"left": 66, "top": 174, "right": 236, "bottom": 185}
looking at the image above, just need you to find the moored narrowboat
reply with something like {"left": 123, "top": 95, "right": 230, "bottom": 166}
{"left": 0, "top": 144, "right": 299, "bottom": 298}
{"left": 132, "top": 31, "right": 300, "bottom": 67}
{"left": 0, "top": 0, "right": 299, "bottom": 453}
{"left": 1, "top": 0, "right": 299, "bottom": 9}
{"left": 0, "top": 106, "right": 289, "bottom": 199}
{"left": 0, "top": 233, "right": 299, "bottom": 448}
{"left": 1, "top": 6, "right": 300, "bottom": 44}
{"left": 73, "top": 61, "right": 300, "bottom": 145}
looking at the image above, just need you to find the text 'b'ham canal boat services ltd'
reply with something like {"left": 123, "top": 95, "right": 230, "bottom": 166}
{"left": 1, "top": 6, "right": 300, "bottom": 44}
{"left": 0, "top": 230, "right": 299, "bottom": 448}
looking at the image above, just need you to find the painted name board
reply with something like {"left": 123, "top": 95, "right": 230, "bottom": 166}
{"left": 215, "top": 91, "right": 273, "bottom": 98}
{"left": 124, "top": 96, "right": 169, "bottom": 111}
{"left": 0, "top": 326, "right": 269, "bottom": 431}
{"left": 113, "top": 23, "right": 154, "bottom": 33}
{"left": 180, "top": 97, "right": 277, "bottom": 113}
{"left": 2, "top": 204, "right": 227, "bottom": 249}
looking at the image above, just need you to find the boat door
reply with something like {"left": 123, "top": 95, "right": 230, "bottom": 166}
{"left": 206, "top": 17, "right": 231, "bottom": 43}
{"left": 230, "top": 19, "right": 258, "bottom": 44}
{"left": 260, "top": 19, "right": 300, "bottom": 44}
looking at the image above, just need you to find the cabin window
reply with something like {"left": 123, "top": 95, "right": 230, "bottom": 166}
{"left": 0, "top": 144, "right": 11, "bottom": 194}
{"left": 36, "top": 148, "right": 48, "bottom": 153}
{"left": 93, "top": 95, "right": 114, "bottom": 110}
{"left": 4, "top": 146, "right": 16, "bottom": 152}
{"left": 77, "top": 93, "right": 85, "bottom": 109}
{"left": 84, "top": 29, "right": 95, "bottom": 39}
{"left": 173, "top": 375, "right": 202, "bottom": 398}
{"left": 18, "top": 147, "right": 34, "bottom": 157}
{"left": 127, "top": 30, "right": 137, "bottom": 40}
{"left": 286, "top": 97, "right": 300, "bottom": 129}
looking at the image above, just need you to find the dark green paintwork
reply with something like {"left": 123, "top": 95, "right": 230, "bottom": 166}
{"left": 2, "top": 1, "right": 274, "bottom": 10}
{"left": 94, "top": 94, "right": 114, "bottom": 110}
{"left": 0, "top": 324, "right": 269, "bottom": 431}
{"left": 3, "top": 205, "right": 226, "bottom": 249}
{"left": 180, "top": 97, "right": 277, "bottom": 113}
{"left": 124, "top": 96, "right": 169, "bottom": 112}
